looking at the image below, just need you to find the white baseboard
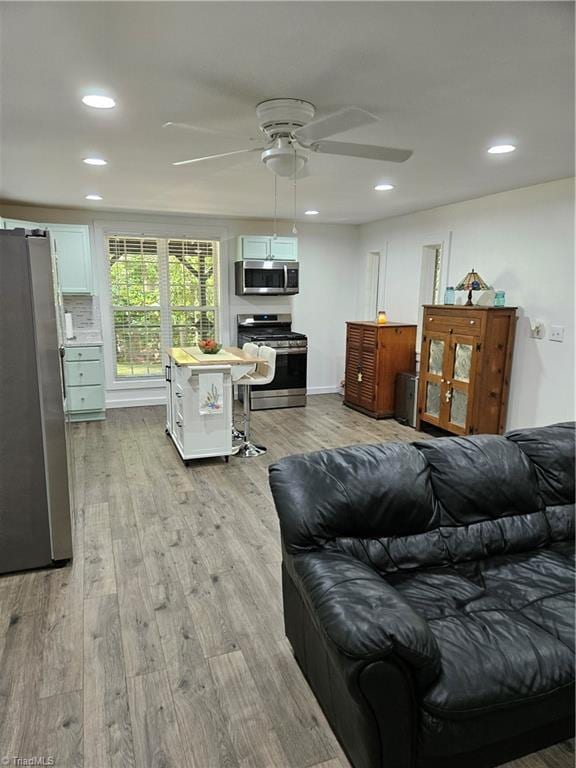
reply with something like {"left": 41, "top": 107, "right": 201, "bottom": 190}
{"left": 106, "top": 386, "right": 339, "bottom": 409}
{"left": 306, "top": 386, "right": 341, "bottom": 395}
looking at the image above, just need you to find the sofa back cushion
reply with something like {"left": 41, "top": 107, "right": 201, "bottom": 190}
{"left": 268, "top": 442, "right": 437, "bottom": 555}
{"left": 413, "top": 435, "right": 542, "bottom": 524}
{"left": 269, "top": 424, "right": 575, "bottom": 572}
{"left": 505, "top": 423, "right": 575, "bottom": 506}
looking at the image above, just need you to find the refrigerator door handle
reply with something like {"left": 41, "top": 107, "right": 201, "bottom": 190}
{"left": 59, "top": 345, "right": 66, "bottom": 399}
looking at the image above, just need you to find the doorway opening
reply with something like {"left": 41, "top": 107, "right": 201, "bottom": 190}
{"left": 365, "top": 250, "right": 386, "bottom": 320}
{"left": 416, "top": 244, "right": 443, "bottom": 354}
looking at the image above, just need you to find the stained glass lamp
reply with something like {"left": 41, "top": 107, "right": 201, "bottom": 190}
{"left": 455, "top": 268, "right": 489, "bottom": 306}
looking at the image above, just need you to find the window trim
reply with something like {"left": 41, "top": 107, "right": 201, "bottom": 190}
{"left": 94, "top": 220, "right": 229, "bottom": 392}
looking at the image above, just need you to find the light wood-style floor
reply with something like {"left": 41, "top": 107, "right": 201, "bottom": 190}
{"left": 0, "top": 395, "right": 573, "bottom": 767}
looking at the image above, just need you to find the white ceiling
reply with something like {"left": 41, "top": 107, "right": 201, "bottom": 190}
{"left": 1, "top": 2, "right": 573, "bottom": 224}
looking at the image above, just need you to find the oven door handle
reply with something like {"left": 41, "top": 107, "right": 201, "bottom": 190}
{"left": 274, "top": 348, "right": 307, "bottom": 355}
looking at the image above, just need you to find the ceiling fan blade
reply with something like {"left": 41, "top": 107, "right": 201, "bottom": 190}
{"left": 172, "top": 147, "right": 264, "bottom": 166}
{"left": 163, "top": 121, "right": 260, "bottom": 142}
{"left": 293, "top": 107, "right": 377, "bottom": 143}
{"left": 312, "top": 140, "right": 413, "bottom": 163}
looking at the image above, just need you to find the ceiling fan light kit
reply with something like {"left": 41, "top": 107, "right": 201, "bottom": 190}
{"left": 170, "top": 97, "right": 414, "bottom": 179}
{"left": 261, "top": 138, "right": 307, "bottom": 177}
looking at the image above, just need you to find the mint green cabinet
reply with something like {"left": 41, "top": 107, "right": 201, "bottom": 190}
{"left": 237, "top": 235, "right": 298, "bottom": 261}
{"left": 270, "top": 236, "right": 298, "bottom": 261}
{"left": 2, "top": 218, "right": 43, "bottom": 229}
{"left": 2, "top": 219, "right": 93, "bottom": 295}
{"left": 64, "top": 345, "right": 105, "bottom": 421}
{"left": 50, "top": 225, "right": 92, "bottom": 295}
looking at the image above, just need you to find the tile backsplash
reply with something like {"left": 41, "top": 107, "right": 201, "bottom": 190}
{"left": 63, "top": 295, "right": 102, "bottom": 334}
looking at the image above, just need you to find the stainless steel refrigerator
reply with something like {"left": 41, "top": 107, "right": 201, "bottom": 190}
{"left": 0, "top": 228, "right": 73, "bottom": 573}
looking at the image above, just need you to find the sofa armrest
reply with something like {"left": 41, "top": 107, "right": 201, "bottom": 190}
{"left": 292, "top": 550, "right": 441, "bottom": 689}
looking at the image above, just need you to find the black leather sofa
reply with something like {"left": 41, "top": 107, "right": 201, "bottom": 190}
{"left": 269, "top": 423, "right": 575, "bottom": 768}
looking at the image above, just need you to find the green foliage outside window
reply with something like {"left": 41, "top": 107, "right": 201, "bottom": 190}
{"left": 108, "top": 236, "right": 218, "bottom": 379}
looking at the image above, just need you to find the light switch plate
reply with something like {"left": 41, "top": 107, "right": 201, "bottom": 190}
{"left": 550, "top": 325, "right": 565, "bottom": 342}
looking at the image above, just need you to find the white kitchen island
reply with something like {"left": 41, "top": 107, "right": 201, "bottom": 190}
{"left": 165, "top": 346, "right": 258, "bottom": 465}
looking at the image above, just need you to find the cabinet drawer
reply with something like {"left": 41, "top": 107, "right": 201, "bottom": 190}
{"left": 65, "top": 360, "right": 102, "bottom": 386}
{"left": 67, "top": 385, "right": 104, "bottom": 412}
{"left": 64, "top": 346, "right": 102, "bottom": 362}
{"left": 424, "top": 312, "right": 482, "bottom": 336}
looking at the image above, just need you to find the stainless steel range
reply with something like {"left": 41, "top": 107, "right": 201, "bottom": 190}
{"left": 237, "top": 313, "right": 307, "bottom": 409}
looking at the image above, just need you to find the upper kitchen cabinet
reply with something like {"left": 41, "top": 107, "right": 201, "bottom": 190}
{"left": 237, "top": 235, "right": 298, "bottom": 261}
{"left": 2, "top": 219, "right": 93, "bottom": 294}
{"left": 3, "top": 218, "right": 43, "bottom": 230}
{"left": 50, "top": 224, "right": 93, "bottom": 295}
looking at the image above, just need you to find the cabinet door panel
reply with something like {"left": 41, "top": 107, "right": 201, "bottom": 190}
{"left": 51, "top": 225, "right": 92, "bottom": 294}
{"left": 362, "top": 326, "right": 378, "bottom": 349}
{"left": 359, "top": 350, "right": 377, "bottom": 410}
{"left": 270, "top": 237, "right": 298, "bottom": 261}
{"left": 445, "top": 334, "right": 477, "bottom": 434}
{"left": 419, "top": 332, "right": 449, "bottom": 427}
{"left": 240, "top": 236, "right": 270, "bottom": 260}
{"left": 3, "top": 218, "right": 43, "bottom": 230}
{"left": 344, "top": 345, "right": 361, "bottom": 404}
{"left": 425, "top": 380, "right": 442, "bottom": 418}
{"left": 428, "top": 338, "right": 445, "bottom": 376}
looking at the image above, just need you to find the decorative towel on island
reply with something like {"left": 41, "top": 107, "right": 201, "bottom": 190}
{"left": 198, "top": 372, "right": 224, "bottom": 415}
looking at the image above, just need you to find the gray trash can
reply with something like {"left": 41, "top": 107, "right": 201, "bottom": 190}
{"left": 395, "top": 372, "right": 419, "bottom": 428}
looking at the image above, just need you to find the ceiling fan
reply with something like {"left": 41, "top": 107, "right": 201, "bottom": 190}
{"left": 165, "top": 98, "right": 413, "bottom": 178}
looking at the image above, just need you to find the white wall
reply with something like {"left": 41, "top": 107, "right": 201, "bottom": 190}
{"left": 359, "top": 178, "right": 575, "bottom": 429}
{"left": 0, "top": 203, "right": 361, "bottom": 406}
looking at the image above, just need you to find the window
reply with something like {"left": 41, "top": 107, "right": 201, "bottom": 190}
{"left": 108, "top": 235, "right": 219, "bottom": 379}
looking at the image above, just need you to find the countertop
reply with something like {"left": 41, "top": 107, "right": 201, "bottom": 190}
{"left": 167, "top": 346, "right": 259, "bottom": 366}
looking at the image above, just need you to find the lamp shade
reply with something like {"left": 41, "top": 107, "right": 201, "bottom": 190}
{"left": 455, "top": 269, "right": 489, "bottom": 305}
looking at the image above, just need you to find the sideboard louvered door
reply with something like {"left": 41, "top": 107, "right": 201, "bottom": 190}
{"left": 344, "top": 324, "right": 362, "bottom": 406}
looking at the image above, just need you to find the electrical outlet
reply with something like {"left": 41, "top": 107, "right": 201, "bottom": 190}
{"left": 530, "top": 321, "right": 545, "bottom": 339}
{"left": 550, "top": 325, "right": 565, "bottom": 343}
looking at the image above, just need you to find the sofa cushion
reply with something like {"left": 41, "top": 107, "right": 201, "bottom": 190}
{"left": 269, "top": 442, "right": 437, "bottom": 554}
{"left": 414, "top": 434, "right": 543, "bottom": 525}
{"left": 292, "top": 550, "right": 441, "bottom": 689}
{"left": 386, "top": 544, "right": 575, "bottom": 755}
{"left": 505, "top": 422, "right": 575, "bottom": 506}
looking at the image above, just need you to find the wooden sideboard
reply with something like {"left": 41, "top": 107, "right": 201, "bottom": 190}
{"left": 416, "top": 305, "right": 517, "bottom": 436}
{"left": 344, "top": 321, "right": 417, "bottom": 419}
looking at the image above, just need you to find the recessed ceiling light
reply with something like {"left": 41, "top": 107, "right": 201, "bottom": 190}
{"left": 374, "top": 184, "right": 395, "bottom": 191}
{"left": 487, "top": 144, "right": 516, "bottom": 154}
{"left": 82, "top": 94, "right": 116, "bottom": 109}
{"left": 85, "top": 194, "right": 103, "bottom": 201}
{"left": 305, "top": 210, "right": 319, "bottom": 215}
{"left": 83, "top": 157, "right": 108, "bottom": 166}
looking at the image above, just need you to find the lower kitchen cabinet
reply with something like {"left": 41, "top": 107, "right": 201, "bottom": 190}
{"left": 64, "top": 345, "right": 105, "bottom": 421}
{"left": 165, "top": 351, "right": 233, "bottom": 463}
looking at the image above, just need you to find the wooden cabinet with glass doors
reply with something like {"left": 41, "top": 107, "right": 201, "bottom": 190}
{"left": 417, "top": 306, "right": 517, "bottom": 436}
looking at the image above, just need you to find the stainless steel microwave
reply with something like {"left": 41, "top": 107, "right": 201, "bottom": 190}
{"left": 235, "top": 260, "right": 300, "bottom": 296}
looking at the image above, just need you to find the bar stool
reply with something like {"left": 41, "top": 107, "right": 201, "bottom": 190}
{"left": 235, "top": 345, "right": 276, "bottom": 458}
{"left": 232, "top": 342, "right": 259, "bottom": 443}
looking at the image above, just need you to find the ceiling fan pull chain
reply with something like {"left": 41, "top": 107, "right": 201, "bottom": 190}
{"left": 292, "top": 149, "right": 298, "bottom": 235}
{"left": 273, "top": 174, "right": 278, "bottom": 238}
